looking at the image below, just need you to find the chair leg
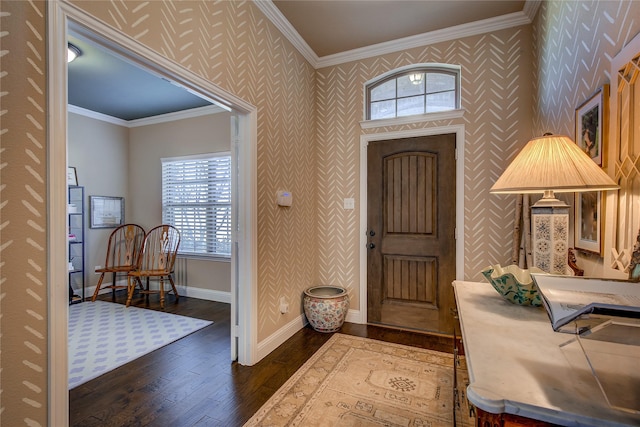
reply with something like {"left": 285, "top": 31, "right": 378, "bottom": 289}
{"left": 91, "top": 273, "right": 106, "bottom": 302}
{"left": 159, "top": 277, "right": 165, "bottom": 308}
{"left": 168, "top": 274, "right": 179, "bottom": 300}
{"left": 111, "top": 272, "right": 117, "bottom": 301}
{"left": 135, "top": 277, "right": 144, "bottom": 291}
{"left": 125, "top": 276, "right": 136, "bottom": 307}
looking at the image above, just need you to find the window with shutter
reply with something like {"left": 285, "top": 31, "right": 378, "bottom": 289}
{"left": 162, "top": 153, "right": 231, "bottom": 258}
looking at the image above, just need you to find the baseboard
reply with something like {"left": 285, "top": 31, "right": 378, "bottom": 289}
{"left": 257, "top": 314, "right": 308, "bottom": 361}
{"left": 175, "top": 286, "right": 231, "bottom": 304}
{"left": 345, "top": 308, "right": 363, "bottom": 324}
{"left": 256, "top": 307, "right": 363, "bottom": 362}
{"left": 83, "top": 280, "right": 231, "bottom": 304}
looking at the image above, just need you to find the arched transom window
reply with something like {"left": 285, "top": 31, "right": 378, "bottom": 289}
{"left": 366, "top": 65, "right": 461, "bottom": 120}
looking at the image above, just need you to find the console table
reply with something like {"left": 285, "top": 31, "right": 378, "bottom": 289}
{"left": 453, "top": 280, "right": 640, "bottom": 426}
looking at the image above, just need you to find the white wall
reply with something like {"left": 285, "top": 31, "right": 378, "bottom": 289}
{"left": 128, "top": 111, "right": 232, "bottom": 294}
{"left": 68, "top": 112, "right": 129, "bottom": 292}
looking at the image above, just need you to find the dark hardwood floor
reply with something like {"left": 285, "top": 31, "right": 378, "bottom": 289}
{"left": 70, "top": 291, "right": 455, "bottom": 426}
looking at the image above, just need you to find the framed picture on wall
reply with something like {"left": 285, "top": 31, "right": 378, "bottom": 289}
{"left": 575, "top": 85, "right": 609, "bottom": 167}
{"left": 575, "top": 191, "right": 602, "bottom": 254}
{"left": 67, "top": 167, "right": 78, "bottom": 186}
{"left": 574, "top": 85, "right": 609, "bottom": 255}
{"left": 90, "top": 196, "right": 124, "bottom": 228}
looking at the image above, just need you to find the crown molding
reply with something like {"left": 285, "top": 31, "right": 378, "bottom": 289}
{"left": 68, "top": 104, "right": 129, "bottom": 126}
{"left": 127, "top": 105, "right": 225, "bottom": 127}
{"left": 253, "top": 0, "right": 319, "bottom": 67}
{"left": 68, "top": 104, "right": 225, "bottom": 128}
{"left": 316, "top": 11, "right": 532, "bottom": 68}
{"left": 523, "top": 0, "right": 542, "bottom": 21}
{"left": 256, "top": 0, "right": 537, "bottom": 70}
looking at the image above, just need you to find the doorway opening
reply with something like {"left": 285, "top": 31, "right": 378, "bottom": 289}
{"left": 358, "top": 126, "right": 466, "bottom": 331}
{"left": 48, "top": 3, "right": 258, "bottom": 425}
{"left": 366, "top": 133, "right": 456, "bottom": 335}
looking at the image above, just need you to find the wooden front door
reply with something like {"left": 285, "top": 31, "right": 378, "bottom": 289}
{"left": 367, "top": 134, "right": 456, "bottom": 334}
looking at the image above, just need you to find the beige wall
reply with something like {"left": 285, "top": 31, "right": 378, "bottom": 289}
{"left": 3, "top": 0, "right": 640, "bottom": 424}
{"left": 69, "top": 111, "right": 232, "bottom": 295}
{"left": 68, "top": 112, "right": 129, "bottom": 292}
{"left": 532, "top": 1, "right": 640, "bottom": 276}
{"left": 128, "top": 112, "right": 232, "bottom": 293}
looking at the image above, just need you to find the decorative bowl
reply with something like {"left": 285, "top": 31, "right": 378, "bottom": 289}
{"left": 481, "top": 264, "right": 546, "bottom": 306}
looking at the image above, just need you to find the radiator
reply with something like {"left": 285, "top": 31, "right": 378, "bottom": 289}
{"left": 173, "top": 257, "right": 188, "bottom": 287}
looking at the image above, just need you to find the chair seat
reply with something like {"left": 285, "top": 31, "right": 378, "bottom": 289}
{"left": 129, "top": 269, "right": 172, "bottom": 277}
{"left": 95, "top": 265, "right": 137, "bottom": 273}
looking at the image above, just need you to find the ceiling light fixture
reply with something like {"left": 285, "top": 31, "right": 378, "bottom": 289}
{"left": 67, "top": 43, "right": 82, "bottom": 63}
{"left": 408, "top": 73, "right": 423, "bottom": 85}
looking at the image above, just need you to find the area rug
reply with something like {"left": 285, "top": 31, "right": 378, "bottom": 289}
{"left": 245, "top": 333, "right": 475, "bottom": 426}
{"left": 68, "top": 300, "right": 212, "bottom": 389}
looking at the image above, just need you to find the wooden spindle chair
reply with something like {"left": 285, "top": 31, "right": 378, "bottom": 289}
{"left": 126, "top": 224, "right": 181, "bottom": 308}
{"left": 92, "top": 224, "right": 146, "bottom": 302}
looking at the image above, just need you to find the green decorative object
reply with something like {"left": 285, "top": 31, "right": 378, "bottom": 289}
{"left": 481, "top": 264, "right": 546, "bottom": 306}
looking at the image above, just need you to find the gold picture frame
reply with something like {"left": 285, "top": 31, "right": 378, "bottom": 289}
{"left": 574, "top": 85, "right": 609, "bottom": 255}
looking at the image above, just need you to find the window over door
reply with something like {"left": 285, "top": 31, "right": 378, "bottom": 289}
{"left": 162, "top": 153, "right": 231, "bottom": 258}
{"left": 366, "top": 65, "right": 461, "bottom": 120}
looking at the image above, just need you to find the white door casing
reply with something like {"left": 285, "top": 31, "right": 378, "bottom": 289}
{"left": 48, "top": 2, "right": 259, "bottom": 426}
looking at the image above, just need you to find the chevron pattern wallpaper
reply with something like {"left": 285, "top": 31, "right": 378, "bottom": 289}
{"left": 1, "top": 0, "right": 49, "bottom": 425}
{"left": 2, "top": 1, "right": 640, "bottom": 424}
{"left": 316, "top": 26, "right": 534, "bottom": 303}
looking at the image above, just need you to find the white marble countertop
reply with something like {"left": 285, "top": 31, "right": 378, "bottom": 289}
{"left": 453, "top": 280, "right": 640, "bottom": 426}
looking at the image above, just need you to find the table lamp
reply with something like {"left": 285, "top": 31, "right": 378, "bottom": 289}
{"left": 490, "top": 134, "right": 618, "bottom": 274}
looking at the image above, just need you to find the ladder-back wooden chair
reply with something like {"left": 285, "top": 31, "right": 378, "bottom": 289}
{"left": 91, "top": 224, "right": 146, "bottom": 302}
{"left": 126, "top": 224, "right": 181, "bottom": 308}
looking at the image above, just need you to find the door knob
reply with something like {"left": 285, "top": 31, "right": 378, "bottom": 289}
{"left": 369, "top": 243, "right": 375, "bottom": 249}
{"left": 369, "top": 230, "right": 376, "bottom": 237}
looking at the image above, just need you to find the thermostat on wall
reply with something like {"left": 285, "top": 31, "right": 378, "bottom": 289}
{"left": 276, "top": 190, "right": 293, "bottom": 207}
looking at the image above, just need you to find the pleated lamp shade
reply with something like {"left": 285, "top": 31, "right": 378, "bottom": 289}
{"left": 490, "top": 134, "right": 618, "bottom": 195}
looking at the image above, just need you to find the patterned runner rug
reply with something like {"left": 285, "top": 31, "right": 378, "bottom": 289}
{"left": 245, "top": 333, "right": 475, "bottom": 426}
{"left": 68, "top": 300, "right": 212, "bottom": 389}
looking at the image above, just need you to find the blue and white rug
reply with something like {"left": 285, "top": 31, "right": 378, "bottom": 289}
{"left": 68, "top": 300, "right": 212, "bottom": 389}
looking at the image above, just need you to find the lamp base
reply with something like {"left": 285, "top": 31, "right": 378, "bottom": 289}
{"left": 531, "top": 203, "right": 569, "bottom": 274}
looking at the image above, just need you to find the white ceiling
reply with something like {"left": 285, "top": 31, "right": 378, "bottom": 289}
{"left": 68, "top": 0, "right": 538, "bottom": 121}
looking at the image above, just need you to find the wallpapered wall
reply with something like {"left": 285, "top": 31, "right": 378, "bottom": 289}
{"left": 532, "top": 0, "right": 640, "bottom": 276}
{"left": 3, "top": 0, "right": 640, "bottom": 424}
{"left": 316, "top": 26, "right": 534, "bottom": 299}
{"left": 69, "top": 0, "right": 319, "bottom": 342}
{"left": 1, "top": 1, "right": 49, "bottom": 424}
{"left": 1, "top": 0, "right": 317, "bottom": 424}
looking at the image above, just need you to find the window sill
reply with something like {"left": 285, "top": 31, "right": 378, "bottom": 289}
{"left": 360, "top": 109, "right": 465, "bottom": 130}
{"left": 177, "top": 254, "right": 231, "bottom": 263}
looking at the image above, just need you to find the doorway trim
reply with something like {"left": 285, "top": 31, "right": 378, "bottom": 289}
{"left": 48, "top": 2, "right": 258, "bottom": 425}
{"left": 358, "top": 125, "right": 465, "bottom": 324}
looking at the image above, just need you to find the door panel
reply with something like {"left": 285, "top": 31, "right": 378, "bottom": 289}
{"left": 367, "top": 134, "right": 456, "bottom": 334}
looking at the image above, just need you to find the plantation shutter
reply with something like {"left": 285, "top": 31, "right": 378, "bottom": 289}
{"left": 162, "top": 153, "right": 231, "bottom": 257}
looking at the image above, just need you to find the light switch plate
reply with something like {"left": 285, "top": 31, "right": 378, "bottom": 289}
{"left": 343, "top": 198, "right": 355, "bottom": 210}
